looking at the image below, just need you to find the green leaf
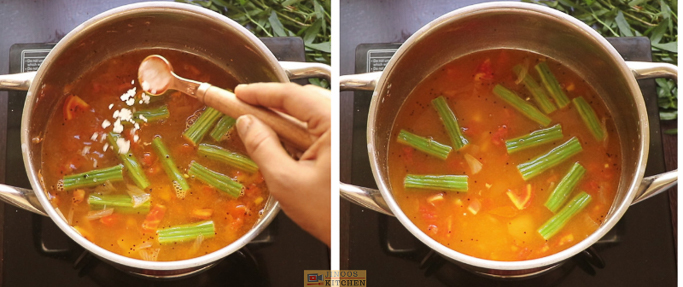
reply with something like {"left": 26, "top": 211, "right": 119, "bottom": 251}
{"left": 305, "top": 41, "right": 330, "bottom": 53}
{"left": 308, "top": 78, "right": 329, "bottom": 89}
{"left": 314, "top": 0, "right": 327, "bottom": 35}
{"left": 282, "top": 0, "right": 303, "bottom": 6}
{"left": 664, "top": 128, "right": 677, "bottom": 135}
{"left": 656, "top": 78, "right": 674, "bottom": 89}
{"left": 267, "top": 11, "right": 287, "bottom": 37}
{"left": 614, "top": 11, "right": 634, "bottom": 36}
{"left": 211, "top": 0, "right": 232, "bottom": 7}
{"left": 303, "top": 18, "right": 323, "bottom": 44}
{"left": 652, "top": 42, "right": 678, "bottom": 52}
{"left": 648, "top": 21, "right": 668, "bottom": 44}
{"left": 659, "top": 110, "right": 677, "bottom": 120}
{"left": 660, "top": 0, "right": 671, "bottom": 19}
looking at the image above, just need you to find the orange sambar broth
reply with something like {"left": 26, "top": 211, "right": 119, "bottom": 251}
{"left": 40, "top": 49, "right": 268, "bottom": 261}
{"left": 388, "top": 49, "right": 621, "bottom": 261}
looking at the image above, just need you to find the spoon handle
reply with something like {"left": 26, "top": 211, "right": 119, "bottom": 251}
{"left": 198, "top": 84, "right": 314, "bottom": 151}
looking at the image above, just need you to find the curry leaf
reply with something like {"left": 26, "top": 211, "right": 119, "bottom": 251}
{"left": 615, "top": 11, "right": 634, "bottom": 37}
{"left": 660, "top": 110, "right": 677, "bottom": 121}
{"left": 652, "top": 42, "right": 678, "bottom": 53}
{"left": 268, "top": 11, "right": 288, "bottom": 37}
{"left": 305, "top": 41, "right": 331, "bottom": 53}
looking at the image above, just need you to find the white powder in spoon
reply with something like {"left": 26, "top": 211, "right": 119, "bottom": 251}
{"left": 138, "top": 56, "right": 173, "bottom": 95}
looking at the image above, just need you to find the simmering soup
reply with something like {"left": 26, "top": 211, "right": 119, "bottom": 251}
{"left": 388, "top": 49, "right": 620, "bottom": 261}
{"left": 40, "top": 49, "right": 268, "bottom": 261}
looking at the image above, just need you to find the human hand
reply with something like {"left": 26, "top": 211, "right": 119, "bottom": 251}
{"left": 234, "top": 82, "right": 331, "bottom": 247}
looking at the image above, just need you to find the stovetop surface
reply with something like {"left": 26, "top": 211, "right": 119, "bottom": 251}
{"left": 341, "top": 37, "right": 676, "bottom": 286}
{"left": 2, "top": 37, "right": 328, "bottom": 287}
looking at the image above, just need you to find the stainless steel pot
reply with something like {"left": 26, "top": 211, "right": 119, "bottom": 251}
{"left": 340, "top": 2, "right": 677, "bottom": 278}
{"left": 0, "top": 2, "right": 330, "bottom": 278}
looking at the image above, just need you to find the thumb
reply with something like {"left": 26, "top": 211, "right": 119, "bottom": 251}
{"left": 235, "top": 115, "right": 296, "bottom": 175}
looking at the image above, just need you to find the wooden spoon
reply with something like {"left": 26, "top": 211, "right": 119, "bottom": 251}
{"left": 138, "top": 55, "right": 313, "bottom": 151}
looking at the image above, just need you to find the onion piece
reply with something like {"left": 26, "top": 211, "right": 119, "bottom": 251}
{"left": 140, "top": 248, "right": 160, "bottom": 261}
{"left": 189, "top": 234, "right": 205, "bottom": 255}
{"left": 80, "top": 146, "right": 91, "bottom": 157}
{"left": 86, "top": 208, "right": 114, "bottom": 220}
{"left": 135, "top": 241, "right": 153, "bottom": 251}
{"left": 464, "top": 153, "right": 483, "bottom": 174}
{"left": 67, "top": 206, "right": 74, "bottom": 226}
{"left": 467, "top": 199, "right": 481, "bottom": 215}
{"left": 126, "top": 184, "right": 151, "bottom": 208}
{"left": 427, "top": 193, "right": 444, "bottom": 206}
{"left": 515, "top": 59, "right": 530, "bottom": 85}
{"left": 94, "top": 180, "right": 116, "bottom": 194}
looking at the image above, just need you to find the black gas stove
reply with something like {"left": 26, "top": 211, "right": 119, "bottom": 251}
{"left": 340, "top": 37, "right": 676, "bottom": 286}
{"left": 2, "top": 37, "right": 329, "bottom": 287}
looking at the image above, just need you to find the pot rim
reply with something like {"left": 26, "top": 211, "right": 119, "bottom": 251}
{"left": 21, "top": 1, "right": 285, "bottom": 271}
{"left": 366, "top": 2, "right": 649, "bottom": 270}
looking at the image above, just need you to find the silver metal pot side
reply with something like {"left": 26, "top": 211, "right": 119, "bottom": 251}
{"left": 0, "top": 2, "right": 329, "bottom": 278}
{"left": 340, "top": 2, "right": 677, "bottom": 277}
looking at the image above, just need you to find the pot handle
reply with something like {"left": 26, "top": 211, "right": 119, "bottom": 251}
{"left": 279, "top": 61, "right": 330, "bottom": 81}
{"left": 625, "top": 61, "right": 677, "bottom": 80}
{"left": 0, "top": 72, "right": 36, "bottom": 91}
{"left": 338, "top": 72, "right": 390, "bottom": 215}
{"left": 0, "top": 184, "right": 47, "bottom": 216}
{"left": 632, "top": 169, "right": 677, "bottom": 205}
{"left": 340, "top": 182, "right": 394, "bottom": 216}
{"left": 624, "top": 61, "right": 677, "bottom": 205}
{"left": 340, "top": 72, "right": 382, "bottom": 91}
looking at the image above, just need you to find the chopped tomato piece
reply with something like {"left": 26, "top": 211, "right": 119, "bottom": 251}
{"left": 100, "top": 214, "right": 119, "bottom": 227}
{"left": 402, "top": 146, "right": 414, "bottom": 165}
{"left": 59, "top": 157, "right": 82, "bottom": 175}
{"left": 142, "top": 205, "right": 167, "bottom": 232}
{"left": 145, "top": 163, "right": 162, "bottom": 176}
{"left": 474, "top": 58, "right": 494, "bottom": 81}
{"left": 63, "top": 94, "right": 90, "bottom": 120}
{"left": 419, "top": 203, "right": 437, "bottom": 223}
{"left": 506, "top": 184, "right": 533, "bottom": 210}
{"left": 141, "top": 152, "right": 156, "bottom": 167}
{"left": 177, "top": 143, "right": 195, "bottom": 155}
{"left": 228, "top": 204, "right": 248, "bottom": 218}
{"left": 491, "top": 125, "right": 508, "bottom": 147}
{"left": 191, "top": 208, "right": 213, "bottom": 220}
{"left": 72, "top": 189, "right": 85, "bottom": 204}
{"left": 200, "top": 185, "right": 215, "bottom": 194}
